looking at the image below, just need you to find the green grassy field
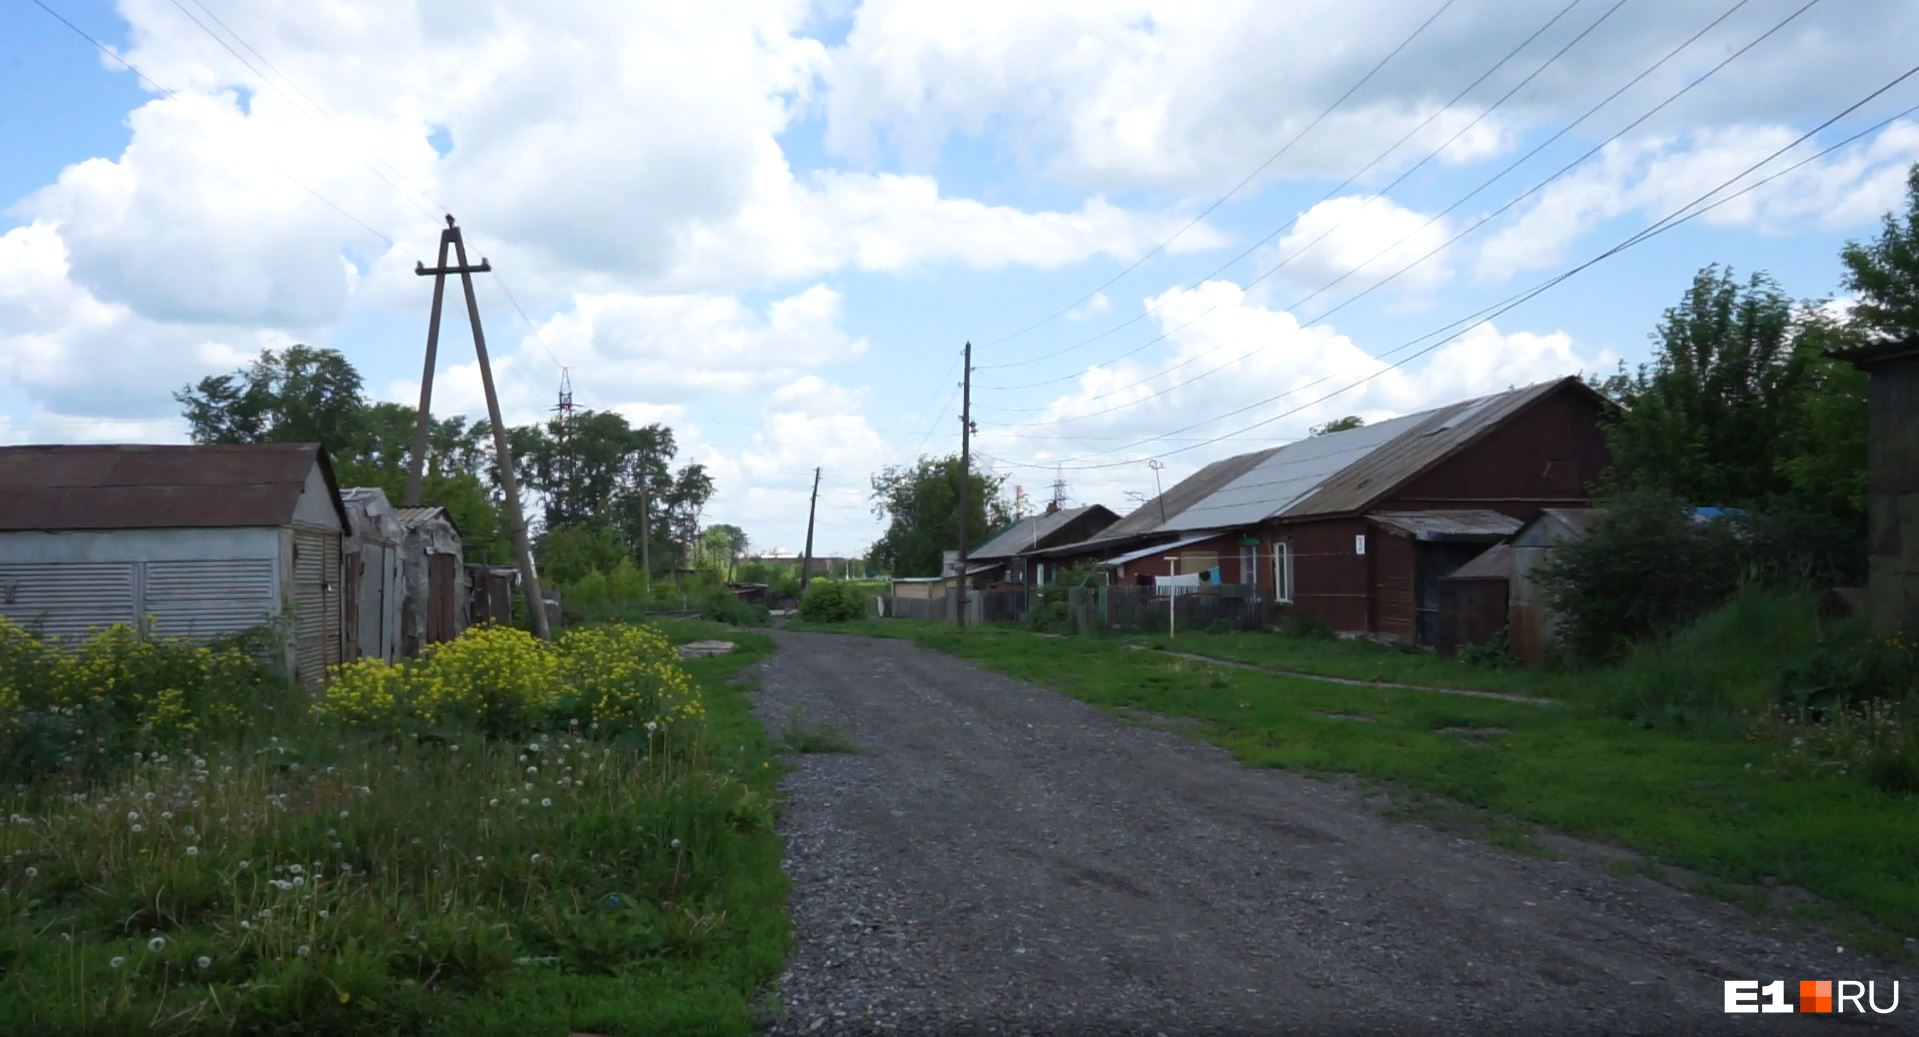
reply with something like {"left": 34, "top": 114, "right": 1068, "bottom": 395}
{"left": 0, "top": 619, "right": 789, "bottom": 1036}
{"left": 786, "top": 614, "right": 1919, "bottom": 951}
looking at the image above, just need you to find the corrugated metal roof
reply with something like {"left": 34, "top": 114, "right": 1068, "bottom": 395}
{"left": 1098, "top": 447, "right": 1283, "bottom": 540}
{"left": 1370, "top": 509, "right": 1522, "bottom": 540}
{"left": 0, "top": 443, "right": 347, "bottom": 532}
{"left": 1100, "top": 531, "right": 1227, "bottom": 569}
{"left": 970, "top": 504, "right": 1115, "bottom": 560}
{"left": 1444, "top": 542, "right": 1513, "bottom": 581}
{"left": 1135, "top": 378, "right": 1585, "bottom": 535}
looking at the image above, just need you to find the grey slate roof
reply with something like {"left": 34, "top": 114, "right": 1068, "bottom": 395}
{"left": 1096, "top": 448, "right": 1282, "bottom": 541}
{"left": 969, "top": 504, "right": 1113, "bottom": 560}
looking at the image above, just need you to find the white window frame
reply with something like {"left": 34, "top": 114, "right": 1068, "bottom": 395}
{"left": 1273, "top": 542, "right": 1294, "bottom": 603}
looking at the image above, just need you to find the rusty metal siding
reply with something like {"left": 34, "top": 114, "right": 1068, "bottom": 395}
{"left": 291, "top": 528, "right": 341, "bottom": 691}
{"left": 144, "top": 558, "right": 277, "bottom": 641}
{"left": 0, "top": 443, "right": 349, "bottom": 532}
{"left": 0, "top": 561, "right": 136, "bottom": 639}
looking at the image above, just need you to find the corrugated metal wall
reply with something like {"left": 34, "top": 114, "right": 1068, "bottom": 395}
{"left": 0, "top": 561, "right": 136, "bottom": 639}
{"left": 146, "top": 558, "right": 276, "bottom": 640}
{"left": 292, "top": 528, "right": 342, "bottom": 690}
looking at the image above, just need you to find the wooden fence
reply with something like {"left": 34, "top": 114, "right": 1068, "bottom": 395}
{"left": 875, "top": 585, "right": 1270, "bottom": 634}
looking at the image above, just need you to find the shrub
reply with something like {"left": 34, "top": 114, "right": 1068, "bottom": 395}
{"left": 1777, "top": 629, "right": 1916, "bottom": 718}
{"left": 1279, "top": 609, "right": 1336, "bottom": 640}
{"left": 797, "top": 580, "right": 866, "bottom": 623}
{"left": 1579, "top": 587, "right": 1829, "bottom": 724}
{"left": 697, "top": 589, "right": 770, "bottom": 627}
{"left": 558, "top": 624, "right": 704, "bottom": 739}
{"left": 1534, "top": 491, "right": 1743, "bottom": 665}
{"left": 1028, "top": 565, "right": 1098, "bottom": 633}
{"left": 318, "top": 622, "right": 702, "bottom": 743}
{"left": 1457, "top": 628, "right": 1518, "bottom": 669}
{"left": 0, "top": 617, "right": 288, "bottom": 783}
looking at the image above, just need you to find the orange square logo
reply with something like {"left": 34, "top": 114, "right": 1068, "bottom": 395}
{"left": 1800, "top": 980, "right": 1833, "bottom": 1013}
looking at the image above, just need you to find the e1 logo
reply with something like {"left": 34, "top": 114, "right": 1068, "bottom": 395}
{"left": 1725, "top": 980, "right": 1900, "bottom": 1014}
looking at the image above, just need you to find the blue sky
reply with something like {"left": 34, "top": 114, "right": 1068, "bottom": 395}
{"left": 3, "top": 0, "right": 1917, "bottom": 556}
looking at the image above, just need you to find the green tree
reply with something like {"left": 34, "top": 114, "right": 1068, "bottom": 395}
{"left": 1309, "top": 415, "right": 1365, "bottom": 436}
{"left": 1598, "top": 266, "right": 1808, "bottom": 506}
{"left": 1840, "top": 163, "right": 1919, "bottom": 340}
{"left": 175, "top": 345, "right": 365, "bottom": 449}
{"left": 700, "top": 524, "right": 749, "bottom": 579}
{"left": 536, "top": 522, "right": 627, "bottom": 585}
{"left": 869, "top": 455, "right": 1012, "bottom": 577}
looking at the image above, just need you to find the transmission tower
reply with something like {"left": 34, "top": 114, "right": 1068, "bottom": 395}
{"left": 552, "top": 368, "right": 575, "bottom": 521}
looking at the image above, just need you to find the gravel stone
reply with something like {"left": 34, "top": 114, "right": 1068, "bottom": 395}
{"left": 752, "top": 630, "right": 1910, "bottom": 1036}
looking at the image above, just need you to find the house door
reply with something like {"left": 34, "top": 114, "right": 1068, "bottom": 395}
{"left": 1414, "top": 542, "right": 1488, "bottom": 646}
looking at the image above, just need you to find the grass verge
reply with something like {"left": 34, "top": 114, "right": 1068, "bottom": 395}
{"left": 0, "top": 619, "right": 787, "bottom": 1036}
{"left": 786, "top": 617, "right": 1918, "bottom": 952}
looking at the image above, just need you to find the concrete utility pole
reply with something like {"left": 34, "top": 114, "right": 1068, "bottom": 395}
{"left": 409, "top": 215, "right": 550, "bottom": 640}
{"left": 956, "top": 340, "right": 973, "bottom": 629}
{"left": 800, "top": 466, "right": 821, "bottom": 595}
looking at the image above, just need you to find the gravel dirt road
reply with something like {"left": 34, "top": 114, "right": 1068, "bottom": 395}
{"left": 751, "top": 630, "right": 1911, "bottom": 1036}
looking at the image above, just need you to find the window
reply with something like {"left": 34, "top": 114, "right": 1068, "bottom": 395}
{"left": 1273, "top": 542, "right": 1293, "bottom": 603}
{"left": 1240, "top": 542, "right": 1258, "bottom": 586}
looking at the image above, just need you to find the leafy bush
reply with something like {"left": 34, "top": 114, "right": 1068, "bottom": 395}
{"left": 1535, "top": 491, "right": 1743, "bottom": 665}
{"left": 1028, "top": 565, "right": 1097, "bottom": 633}
{"left": 0, "top": 618, "right": 289, "bottom": 783}
{"left": 797, "top": 579, "right": 866, "bottom": 623}
{"left": 697, "top": 590, "right": 770, "bottom": 627}
{"left": 319, "top": 622, "right": 702, "bottom": 742}
{"left": 1777, "top": 629, "right": 1916, "bottom": 718}
{"left": 1457, "top": 628, "right": 1518, "bottom": 669}
{"left": 1578, "top": 587, "right": 1829, "bottom": 725}
{"left": 1279, "top": 609, "right": 1336, "bottom": 640}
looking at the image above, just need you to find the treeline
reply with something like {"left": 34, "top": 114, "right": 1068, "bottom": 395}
{"left": 174, "top": 350, "right": 715, "bottom": 581}
{"left": 1544, "top": 164, "right": 1919, "bottom": 665}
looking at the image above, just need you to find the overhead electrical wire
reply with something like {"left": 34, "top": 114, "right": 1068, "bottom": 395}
{"left": 980, "top": 0, "right": 1793, "bottom": 426}
{"left": 28, "top": 0, "right": 399, "bottom": 249}
{"left": 976, "top": 0, "right": 1607, "bottom": 375}
{"left": 983, "top": 68, "right": 1919, "bottom": 472}
{"left": 974, "top": 0, "right": 1462, "bottom": 352}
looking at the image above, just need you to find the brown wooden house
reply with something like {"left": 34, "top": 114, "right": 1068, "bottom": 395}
{"left": 1034, "top": 376, "right": 1611, "bottom": 643}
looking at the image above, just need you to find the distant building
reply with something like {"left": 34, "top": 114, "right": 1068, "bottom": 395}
{"left": 1022, "top": 376, "right": 1612, "bottom": 645}
{"left": 963, "top": 503, "right": 1120, "bottom": 589}
{"left": 0, "top": 443, "right": 350, "bottom": 689}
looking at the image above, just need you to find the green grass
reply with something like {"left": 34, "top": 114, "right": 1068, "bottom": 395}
{"left": 788, "top": 616, "right": 1919, "bottom": 947}
{"left": 0, "top": 619, "right": 789, "bottom": 1036}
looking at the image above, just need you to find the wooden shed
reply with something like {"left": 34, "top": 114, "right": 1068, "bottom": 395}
{"left": 340, "top": 487, "right": 405, "bottom": 662}
{"left": 0, "top": 443, "right": 350, "bottom": 689}
{"left": 395, "top": 505, "right": 466, "bottom": 654}
{"left": 1436, "top": 542, "right": 1513, "bottom": 657}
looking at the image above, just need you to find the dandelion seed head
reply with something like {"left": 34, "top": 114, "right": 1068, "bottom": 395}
{"left": 110, "top": 956, "right": 126, "bottom": 969}
{"left": 196, "top": 955, "right": 211, "bottom": 969}
{"left": 147, "top": 936, "right": 166, "bottom": 952}
{"left": 296, "top": 945, "right": 311, "bottom": 958}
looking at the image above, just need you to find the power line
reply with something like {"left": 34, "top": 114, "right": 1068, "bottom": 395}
{"left": 977, "top": 0, "right": 1602, "bottom": 375}
{"left": 904, "top": 348, "right": 965, "bottom": 459}
{"left": 981, "top": 0, "right": 1788, "bottom": 426}
{"left": 28, "top": 0, "right": 399, "bottom": 249}
{"left": 986, "top": 69, "right": 1919, "bottom": 472}
{"left": 164, "top": 0, "right": 443, "bottom": 219}
{"left": 975, "top": 0, "right": 1462, "bottom": 352}
{"left": 128, "top": 0, "right": 576, "bottom": 384}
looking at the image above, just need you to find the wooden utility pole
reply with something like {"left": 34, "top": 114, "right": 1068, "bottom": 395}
{"left": 955, "top": 341, "right": 973, "bottom": 629}
{"left": 637, "top": 449, "right": 653, "bottom": 596}
{"left": 799, "top": 466, "right": 821, "bottom": 595}
{"left": 409, "top": 215, "right": 550, "bottom": 640}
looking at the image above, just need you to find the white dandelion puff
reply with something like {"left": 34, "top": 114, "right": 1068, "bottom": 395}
{"left": 196, "top": 955, "right": 211, "bottom": 969}
{"left": 147, "top": 936, "right": 166, "bottom": 952}
{"left": 110, "top": 956, "right": 126, "bottom": 968}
